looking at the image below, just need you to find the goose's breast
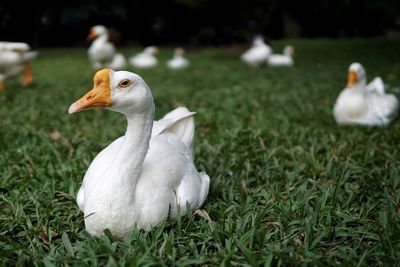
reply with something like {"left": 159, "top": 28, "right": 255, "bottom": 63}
{"left": 335, "top": 90, "right": 368, "bottom": 119}
{"left": 82, "top": 136, "right": 125, "bottom": 187}
{"left": 140, "top": 134, "right": 192, "bottom": 188}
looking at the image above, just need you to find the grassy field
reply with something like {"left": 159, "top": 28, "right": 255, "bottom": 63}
{"left": 1, "top": 38, "right": 400, "bottom": 266}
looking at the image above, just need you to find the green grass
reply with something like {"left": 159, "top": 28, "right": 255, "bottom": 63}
{"left": 1, "top": 38, "right": 400, "bottom": 266}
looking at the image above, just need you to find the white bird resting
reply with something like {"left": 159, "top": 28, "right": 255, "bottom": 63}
{"left": 333, "top": 62, "right": 399, "bottom": 126}
{"left": 129, "top": 46, "right": 159, "bottom": 69}
{"left": 167, "top": 47, "right": 190, "bottom": 70}
{"left": 0, "top": 41, "right": 37, "bottom": 91}
{"left": 68, "top": 69, "right": 210, "bottom": 238}
{"left": 87, "top": 25, "right": 126, "bottom": 70}
{"left": 267, "top": 46, "right": 294, "bottom": 67}
{"left": 241, "top": 36, "right": 272, "bottom": 67}
{"left": 109, "top": 53, "right": 127, "bottom": 70}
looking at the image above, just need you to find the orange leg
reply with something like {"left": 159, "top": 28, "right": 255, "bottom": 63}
{"left": 0, "top": 80, "right": 4, "bottom": 92}
{"left": 22, "top": 62, "right": 33, "bottom": 87}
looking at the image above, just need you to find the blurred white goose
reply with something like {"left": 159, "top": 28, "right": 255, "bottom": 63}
{"left": 129, "top": 46, "right": 159, "bottom": 69}
{"left": 267, "top": 46, "right": 294, "bottom": 66}
{"left": 0, "top": 42, "right": 37, "bottom": 91}
{"left": 109, "top": 53, "right": 126, "bottom": 70}
{"left": 333, "top": 63, "right": 399, "bottom": 126}
{"left": 87, "top": 25, "right": 117, "bottom": 70}
{"left": 68, "top": 69, "right": 210, "bottom": 238}
{"left": 167, "top": 47, "right": 189, "bottom": 70}
{"left": 241, "top": 36, "right": 272, "bottom": 67}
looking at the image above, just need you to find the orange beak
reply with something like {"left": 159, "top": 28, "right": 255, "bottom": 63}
{"left": 87, "top": 30, "right": 97, "bottom": 41}
{"left": 347, "top": 70, "right": 358, "bottom": 88}
{"left": 68, "top": 69, "right": 112, "bottom": 114}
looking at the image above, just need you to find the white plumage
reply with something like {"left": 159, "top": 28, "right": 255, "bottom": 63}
{"left": 129, "top": 46, "right": 159, "bottom": 69}
{"left": 333, "top": 63, "right": 399, "bottom": 126}
{"left": 267, "top": 46, "right": 294, "bottom": 67}
{"left": 109, "top": 53, "right": 127, "bottom": 70}
{"left": 241, "top": 36, "right": 272, "bottom": 67}
{"left": 69, "top": 69, "right": 210, "bottom": 238}
{"left": 167, "top": 47, "right": 190, "bottom": 70}
{"left": 87, "top": 25, "right": 126, "bottom": 70}
{"left": 0, "top": 42, "right": 37, "bottom": 91}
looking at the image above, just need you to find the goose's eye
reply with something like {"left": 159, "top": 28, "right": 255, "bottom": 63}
{"left": 118, "top": 79, "right": 131, "bottom": 88}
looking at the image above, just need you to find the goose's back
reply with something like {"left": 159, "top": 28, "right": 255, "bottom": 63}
{"left": 134, "top": 132, "right": 207, "bottom": 229}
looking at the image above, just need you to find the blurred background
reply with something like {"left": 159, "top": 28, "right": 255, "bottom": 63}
{"left": 1, "top": 0, "right": 400, "bottom": 47}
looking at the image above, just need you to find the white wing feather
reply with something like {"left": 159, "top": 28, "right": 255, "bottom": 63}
{"left": 152, "top": 107, "right": 196, "bottom": 149}
{"left": 367, "top": 77, "right": 385, "bottom": 95}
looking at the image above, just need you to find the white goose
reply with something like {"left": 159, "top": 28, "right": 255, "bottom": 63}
{"left": 333, "top": 63, "right": 399, "bottom": 126}
{"left": 167, "top": 47, "right": 190, "bottom": 70}
{"left": 109, "top": 53, "right": 127, "bottom": 70}
{"left": 129, "top": 46, "right": 159, "bottom": 69}
{"left": 0, "top": 42, "right": 37, "bottom": 91}
{"left": 87, "top": 25, "right": 126, "bottom": 70}
{"left": 267, "top": 46, "right": 294, "bottom": 67}
{"left": 241, "top": 36, "right": 272, "bottom": 67}
{"left": 68, "top": 69, "right": 210, "bottom": 238}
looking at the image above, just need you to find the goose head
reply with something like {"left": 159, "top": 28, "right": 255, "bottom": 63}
{"left": 253, "top": 36, "right": 265, "bottom": 47}
{"left": 284, "top": 46, "right": 295, "bottom": 57}
{"left": 347, "top": 62, "right": 367, "bottom": 88}
{"left": 87, "top": 25, "right": 108, "bottom": 41}
{"left": 174, "top": 47, "right": 185, "bottom": 57}
{"left": 144, "top": 46, "right": 159, "bottom": 55}
{"left": 68, "top": 69, "right": 153, "bottom": 116}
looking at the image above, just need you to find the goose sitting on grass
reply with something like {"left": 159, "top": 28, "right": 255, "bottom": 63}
{"left": 109, "top": 53, "right": 126, "bottom": 70}
{"left": 0, "top": 42, "right": 37, "bottom": 92}
{"left": 267, "top": 46, "right": 294, "bottom": 67}
{"left": 241, "top": 36, "right": 272, "bottom": 67}
{"left": 68, "top": 69, "right": 210, "bottom": 238}
{"left": 167, "top": 47, "right": 190, "bottom": 70}
{"left": 129, "top": 46, "right": 159, "bottom": 69}
{"left": 333, "top": 63, "right": 399, "bottom": 126}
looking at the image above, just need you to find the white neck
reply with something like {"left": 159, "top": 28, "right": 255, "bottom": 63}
{"left": 254, "top": 40, "right": 265, "bottom": 47}
{"left": 348, "top": 83, "right": 366, "bottom": 93}
{"left": 359, "top": 78, "right": 367, "bottom": 87}
{"left": 103, "top": 105, "right": 154, "bottom": 201}
{"left": 93, "top": 33, "right": 109, "bottom": 46}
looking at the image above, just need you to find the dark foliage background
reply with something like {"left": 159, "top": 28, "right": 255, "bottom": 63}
{"left": 1, "top": 0, "right": 400, "bottom": 46}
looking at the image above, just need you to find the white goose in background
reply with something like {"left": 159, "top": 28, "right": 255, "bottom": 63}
{"left": 109, "top": 53, "right": 126, "bottom": 70}
{"left": 0, "top": 42, "right": 37, "bottom": 92}
{"left": 333, "top": 63, "right": 399, "bottom": 126}
{"left": 267, "top": 46, "right": 294, "bottom": 67}
{"left": 241, "top": 36, "right": 272, "bottom": 67}
{"left": 87, "top": 25, "right": 127, "bottom": 70}
{"left": 167, "top": 47, "right": 190, "bottom": 70}
{"left": 68, "top": 69, "right": 210, "bottom": 238}
{"left": 129, "top": 46, "right": 159, "bottom": 69}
